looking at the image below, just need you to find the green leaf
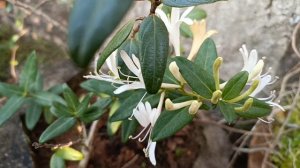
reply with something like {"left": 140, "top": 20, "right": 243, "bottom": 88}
{"left": 76, "top": 94, "right": 92, "bottom": 116}
{"left": 48, "top": 84, "right": 67, "bottom": 95}
{"left": 194, "top": 38, "right": 218, "bottom": 74}
{"left": 107, "top": 100, "right": 122, "bottom": 136}
{"left": 62, "top": 85, "right": 79, "bottom": 111}
{"left": 80, "top": 79, "right": 118, "bottom": 96}
{"left": 110, "top": 91, "right": 160, "bottom": 122}
{"left": 50, "top": 102, "right": 72, "bottom": 117}
{"left": 222, "top": 71, "right": 248, "bottom": 100}
{"left": 174, "top": 57, "right": 215, "bottom": 99}
{"left": 234, "top": 97, "right": 272, "bottom": 119}
{"left": 31, "top": 71, "right": 43, "bottom": 92}
{"left": 139, "top": 15, "right": 169, "bottom": 94}
{"left": 121, "top": 117, "right": 138, "bottom": 143}
{"left": 50, "top": 154, "right": 66, "bottom": 168}
{"left": 25, "top": 103, "right": 42, "bottom": 130}
{"left": 180, "top": 8, "right": 207, "bottom": 38}
{"left": 44, "top": 109, "right": 55, "bottom": 124}
{"left": 0, "top": 82, "right": 24, "bottom": 97}
{"left": 162, "top": 0, "right": 225, "bottom": 7}
{"left": 55, "top": 147, "right": 84, "bottom": 161}
{"left": 0, "top": 96, "right": 25, "bottom": 126}
{"left": 19, "top": 51, "right": 38, "bottom": 92}
{"left": 69, "top": 0, "right": 133, "bottom": 67}
{"left": 96, "top": 20, "right": 135, "bottom": 69}
{"left": 32, "top": 91, "right": 64, "bottom": 106}
{"left": 79, "top": 98, "right": 112, "bottom": 123}
{"left": 151, "top": 107, "right": 193, "bottom": 141}
{"left": 39, "top": 117, "right": 76, "bottom": 143}
{"left": 218, "top": 100, "right": 237, "bottom": 123}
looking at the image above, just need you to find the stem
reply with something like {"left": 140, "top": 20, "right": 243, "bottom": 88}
{"left": 150, "top": 0, "right": 161, "bottom": 14}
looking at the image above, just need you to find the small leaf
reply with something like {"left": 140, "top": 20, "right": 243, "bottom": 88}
{"left": 162, "top": 0, "right": 225, "bottom": 7}
{"left": 76, "top": 94, "right": 92, "bottom": 116}
{"left": 151, "top": 107, "right": 193, "bottom": 141}
{"left": 44, "top": 109, "right": 55, "bottom": 124}
{"left": 55, "top": 147, "right": 84, "bottom": 161}
{"left": 121, "top": 117, "right": 138, "bottom": 143}
{"left": 0, "top": 82, "right": 24, "bottom": 97}
{"left": 31, "top": 71, "right": 43, "bottom": 92}
{"left": 139, "top": 15, "right": 169, "bottom": 94}
{"left": 39, "top": 117, "right": 76, "bottom": 143}
{"left": 50, "top": 102, "right": 72, "bottom": 117}
{"left": 62, "top": 85, "right": 79, "bottom": 111}
{"left": 97, "top": 20, "right": 135, "bottom": 69}
{"left": 194, "top": 38, "right": 217, "bottom": 74}
{"left": 110, "top": 91, "right": 160, "bottom": 122}
{"left": 80, "top": 79, "right": 118, "bottom": 96}
{"left": 32, "top": 91, "right": 65, "bottom": 106}
{"left": 222, "top": 71, "right": 249, "bottom": 100}
{"left": 218, "top": 100, "right": 237, "bottom": 123}
{"left": 174, "top": 57, "right": 215, "bottom": 99}
{"left": 79, "top": 98, "right": 112, "bottom": 123}
{"left": 0, "top": 96, "right": 25, "bottom": 126}
{"left": 50, "top": 154, "right": 66, "bottom": 168}
{"left": 25, "top": 103, "right": 42, "bottom": 130}
{"left": 48, "top": 84, "right": 67, "bottom": 95}
{"left": 19, "top": 51, "right": 38, "bottom": 92}
{"left": 234, "top": 97, "right": 272, "bottom": 119}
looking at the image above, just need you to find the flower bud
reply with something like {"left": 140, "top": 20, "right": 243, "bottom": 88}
{"left": 169, "top": 62, "right": 186, "bottom": 84}
{"left": 188, "top": 100, "right": 202, "bottom": 115}
{"left": 211, "top": 90, "right": 222, "bottom": 104}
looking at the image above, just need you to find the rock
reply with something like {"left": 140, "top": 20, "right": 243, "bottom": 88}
{"left": 0, "top": 116, "right": 34, "bottom": 168}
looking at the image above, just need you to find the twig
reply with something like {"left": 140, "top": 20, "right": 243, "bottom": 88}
{"left": 32, "top": 139, "right": 81, "bottom": 149}
{"left": 10, "top": 45, "right": 19, "bottom": 82}
{"left": 292, "top": 21, "right": 300, "bottom": 59}
{"left": 121, "top": 155, "right": 139, "bottom": 168}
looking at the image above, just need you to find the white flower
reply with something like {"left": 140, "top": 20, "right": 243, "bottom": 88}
{"left": 156, "top": 7, "right": 194, "bottom": 56}
{"left": 130, "top": 92, "right": 165, "bottom": 166}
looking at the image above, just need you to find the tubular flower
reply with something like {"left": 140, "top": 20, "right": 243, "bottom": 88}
{"left": 130, "top": 92, "right": 165, "bottom": 166}
{"left": 156, "top": 7, "right": 194, "bottom": 56}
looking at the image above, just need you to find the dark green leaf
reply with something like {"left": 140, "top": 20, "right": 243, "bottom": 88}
{"left": 76, "top": 94, "right": 92, "bottom": 116}
{"left": 194, "top": 38, "right": 218, "bottom": 74}
{"left": 218, "top": 100, "right": 237, "bottom": 123}
{"left": 0, "top": 82, "right": 24, "bottom": 97}
{"left": 110, "top": 91, "right": 160, "bottom": 122}
{"left": 234, "top": 97, "right": 272, "bottom": 119}
{"left": 69, "top": 0, "right": 133, "bottom": 67}
{"left": 48, "top": 83, "right": 67, "bottom": 95}
{"left": 79, "top": 98, "right": 112, "bottom": 123}
{"left": 39, "top": 117, "right": 76, "bottom": 143}
{"left": 44, "top": 109, "right": 55, "bottom": 124}
{"left": 222, "top": 71, "right": 248, "bottom": 100}
{"left": 162, "top": 0, "right": 225, "bottom": 7}
{"left": 50, "top": 102, "right": 72, "bottom": 117}
{"left": 31, "top": 91, "right": 64, "bottom": 106}
{"left": 180, "top": 8, "right": 207, "bottom": 38}
{"left": 97, "top": 20, "right": 135, "bottom": 69}
{"left": 121, "top": 117, "right": 138, "bottom": 143}
{"left": 25, "top": 103, "right": 42, "bottom": 130}
{"left": 50, "top": 154, "right": 66, "bottom": 168}
{"left": 174, "top": 57, "right": 215, "bottom": 99}
{"left": 80, "top": 79, "right": 118, "bottom": 96}
{"left": 139, "top": 15, "right": 169, "bottom": 94}
{"left": 151, "top": 107, "right": 193, "bottom": 141}
{"left": 62, "top": 85, "right": 79, "bottom": 111}
{"left": 0, "top": 96, "right": 25, "bottom": 126}
{"left": 19, "top": 51, "right": 38, "bottom": 92}
{"left": 55, "top": 147, "right": 84, "bottom": 161}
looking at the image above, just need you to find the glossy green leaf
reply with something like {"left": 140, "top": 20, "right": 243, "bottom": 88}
{"left": 194, "top": 38, "right": 218, "bottom": 74}
{"left": 25, "top": 103, "right": 42, "bottom": 130}
{"left": 80, "top": 79, "right": 118, "bottom": 96}
{"left": 174, "top": 57, "right": 215, "bottom": 99}
{"left": 0, "top": 96, "right": 25, "bottom": 126}
{"left": 79, "top": 98, "right": 112, "bottom": 123}
{"left": 162, "top": 0, "right": 225, "bottom": 7}
{"left": 222, "top": 71, "right": 248, "bottom": 100}
{"left": 96, "top": 20, "right": 135, "bottom": 69}
{"left": 151, "top": 107, "right": 193, "bottom": 141}
{"left": 50, "top": 154, "right": 66, "bottom": 168}
{"left": 0, "top": 82, "right": 24, "bottom": 97}
{"left": 110, "top": 91, "right": 160, "bottom": 122}
{"left": 139, "top": 15, "right": 169, "bottom": 94}
{"left": 50, "top": 102, "right": 72, "bottom": 117}
{"left": 69, "top": 0, "right": 133, "bottom": 67}
{"left": 19, "top": 51, "right": 38, "bottom": 92}
{"left": 62, "top": 85, "right": 79, "bottom": 111}
{"left": 218, "top": 100, "right": 237, "bottom": 123}
{"left": 121, "top": 117, "right": 138, "bottom": 143}
{"left": 32, "top": 91, "right": 64, "bottom": 106}
{"left": 55, "top": 147, "right": 84, "bottom": 161}
{"left": 180, "top": 8, "right": 207, "bottom": 38}
{"left": 234, "top": 97, "right": 272, "bottom": 119}
{"left": 39, "top": 117, "right": 76, "bottom": 143}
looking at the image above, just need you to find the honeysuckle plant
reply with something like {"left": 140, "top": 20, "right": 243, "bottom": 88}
{"left": 0, "top": 0, "right": 285, "bottom": 167}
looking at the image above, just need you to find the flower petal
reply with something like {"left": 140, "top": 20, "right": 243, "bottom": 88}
{"left": 148, "top": 141, "right": 157, "bottom": 166}
{"left": 120, "top": 50, "right": 140, "bottom": 77}
{"left": 113, "top": 82, "right": 144, "bottom": 94}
